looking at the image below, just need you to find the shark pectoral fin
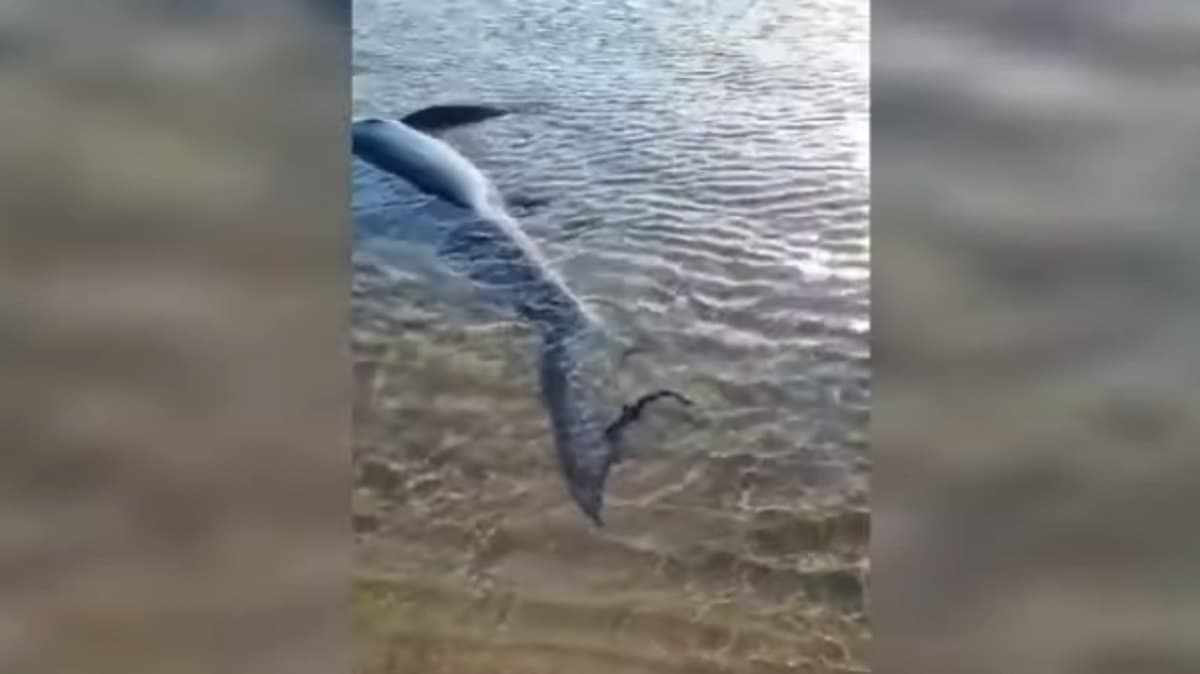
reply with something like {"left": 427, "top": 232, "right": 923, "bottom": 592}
{"left": 400, "top": 104, "right": 511, "bottom": 133}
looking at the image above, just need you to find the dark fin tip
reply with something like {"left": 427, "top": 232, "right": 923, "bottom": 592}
{"left": 400, "top": 104, "right": 511, "bottom": 133}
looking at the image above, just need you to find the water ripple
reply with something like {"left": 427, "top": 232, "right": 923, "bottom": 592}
{"left": 353, "top": 0, "right": 868, "bottom": 664}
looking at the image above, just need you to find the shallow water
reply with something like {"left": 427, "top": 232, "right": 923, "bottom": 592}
{"left": 351, "top": 0, "right": 869, "bottom": 671}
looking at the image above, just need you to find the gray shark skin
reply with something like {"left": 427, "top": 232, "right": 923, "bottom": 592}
{"left": 351, "top": 105, "right": 692, "bottom": 525}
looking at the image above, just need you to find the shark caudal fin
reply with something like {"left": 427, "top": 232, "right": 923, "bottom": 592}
{"left": 564, "top": 322, "right": 695, "bottom": 447}
{"left": 605, "top": 389, "right": 695, "bottom": 463}
{"left": 605, "top": 390, "right": 695, "bottom": 444}
{"left": 400, "top": 104, "right": 512, "bottom": 133}
{"left": 537, "top": 322, "right": 699, "bottom": 526}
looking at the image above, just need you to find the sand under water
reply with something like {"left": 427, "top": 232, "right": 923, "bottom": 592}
{"left": 351, "top": 0, "right": 869, "bottom": 671}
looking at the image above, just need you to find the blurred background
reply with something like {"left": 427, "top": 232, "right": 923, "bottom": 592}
{"left": 0, "top": 2, "right": 350, "bottom": 673}
{"left": 6, "top": 0, "right": 1199, "bottom": 673}
{"left": 874, "top": 2, "right": 1200, "bottom": 673}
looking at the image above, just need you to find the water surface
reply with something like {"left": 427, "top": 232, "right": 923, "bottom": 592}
{"left": 351, "top": 0, "right": 869, "bottom": 671}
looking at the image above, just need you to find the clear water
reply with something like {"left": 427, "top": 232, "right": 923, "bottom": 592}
{"left": 351, "top": 0, "right": 869, "bottom": 670}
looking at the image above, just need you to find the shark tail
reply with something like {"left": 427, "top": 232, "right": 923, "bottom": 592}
{"left": 604, "top": 389, "right": 695, "bottom": 451}
{"left": 565, "top": 321, "right": 694, "bottom": 448}
{"left": 538, "top": 321, "right": 697, "bottom": 526}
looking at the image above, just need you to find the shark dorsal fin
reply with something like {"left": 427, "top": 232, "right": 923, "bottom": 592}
{"left": 400, "top": 104, "right": 511, "bottom": 134}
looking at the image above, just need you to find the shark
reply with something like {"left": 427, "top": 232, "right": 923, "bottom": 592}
{"left": 351, "top": 104, "right": 693, "bottom": 525}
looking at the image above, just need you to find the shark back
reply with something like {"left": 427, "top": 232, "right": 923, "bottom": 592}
{"left": 351, "top": 104, "right": 697, "bottom": 526}
{"left": 351, "top": 117, "right": 493, "bottom": 212}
